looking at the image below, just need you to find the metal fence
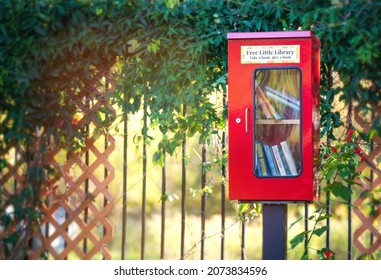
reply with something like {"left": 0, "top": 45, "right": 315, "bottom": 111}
{"left": 1, "top": 70, "right": 380, "bottom": 260}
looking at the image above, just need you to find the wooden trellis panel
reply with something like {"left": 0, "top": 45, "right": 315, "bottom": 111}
{"left": 29, "top": 135, "right": 115, "bottom": 259}
{"left": 0, "top": 146, "right": 27, "bottom": 248}
{"left": 0, "top": 147, "right": 25, "bottom": 198}
{"left": 28, "top": 69, "right": 117, "bottom": 260}
{"left": 353, "top": 107, "right": 381, "bottom": 256}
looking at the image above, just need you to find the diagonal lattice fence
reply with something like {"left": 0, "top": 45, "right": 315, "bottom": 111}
{"left": 353, "top": 108, "right": 381, "bottom": 256}
{"left": 28, "top": 68, "right": 118, "bottom": 260}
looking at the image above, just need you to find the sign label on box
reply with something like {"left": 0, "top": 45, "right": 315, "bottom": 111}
{"left": 241, "top": 45, "right": 300, "bottom": 64}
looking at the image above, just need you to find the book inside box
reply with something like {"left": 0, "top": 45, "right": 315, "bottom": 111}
{"left": 254, "top": 68, "right": 301, "bottom": 177}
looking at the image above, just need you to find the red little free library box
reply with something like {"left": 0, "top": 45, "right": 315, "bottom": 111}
{"left": 227, "top": 31, "right": 321, "bottom": 202}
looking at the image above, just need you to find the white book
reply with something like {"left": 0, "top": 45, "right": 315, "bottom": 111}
{"left": 265, "top": 90, "right": 300, "bottom": 112}
{"left": 271, "top": 145, "right": 286, "bottom": 176}
{"left": 264, "top": 86, "right": 300, "bottom": 106}
{"left": 280, "top": 141, "right": 298, "bottom": 175}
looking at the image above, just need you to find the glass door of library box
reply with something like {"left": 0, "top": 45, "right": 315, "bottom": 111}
{"left": 254, "top": 67, "right": 301, "bottom": 178}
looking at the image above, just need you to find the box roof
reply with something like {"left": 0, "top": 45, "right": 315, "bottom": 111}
{"left": 227, "top": 31, "right": 321, "bottom": 46}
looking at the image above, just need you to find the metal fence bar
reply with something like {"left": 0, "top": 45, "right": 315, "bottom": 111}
{"left": 241, "top": 217, "right": 246, "bottom": 260}
{"left": 370, "top": 205, "right": 374, "bottom": 252}
{"left": 160, "top": 149, "right": 166, "bottom": 259}
{"left": 220, "top": 147, "right": 226, "bottom": 260}
{"left": 221, "top": 92, "right": 227, "bottom": 260}
{"left": 348, "top": 185, "right": 352, "bottom": 260}
{"left": 304, "top": 202, "right": 309, "bottom": 256}
{"left": 121, "top": 110, "right": 128, "bottom": 260}
{"left": 141, "top": 97, "right": 147, "bottom": 260}
{"left": 325, "top": 67, "right": 332, "bottom": 251}
{"left": 103, "top": 78, "right": 109, "bottom": 220}
{"left": 64, "top": 208, "right": 69, "bottom": 260}
{"left": 13, "top": 149, "right": 17, "bottom": 193}
{"left": 326, "top": 191, "right": 331, "bottom": 249}
{"left": 103, "top": 133, "right": 109, "bottom": 260}
{"left": 102, "top": 79, "right": 110, "bottom": 260}
{"left": 369, "top": 137, "right": 375, "bottom": 256}
{"left": 346, "top": 100, "right": 354, "bottom": 260}
{"left": 83, "top": 123, "right": 90, "bottom": 255}
{"left": 180, "top": 106, "right": 187, "bottom": 260}
{"left": 201, "top": 143, "right": 206, "bottom": 260}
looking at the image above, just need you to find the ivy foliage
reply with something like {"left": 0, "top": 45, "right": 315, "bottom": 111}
{"left": 0, "top": 0, "right": 380, "bottom": 259}
{"left": 1, "top": 0, "right": 380, "bottom": 154}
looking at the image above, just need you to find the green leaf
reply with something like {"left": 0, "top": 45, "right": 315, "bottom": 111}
{"left": 323, "top": 181, "right": 341, "bottom": 192}
{"left": 255, "top": 18, "right": 262, "bottom": 30}
{"left": 96, "top": 8, "right": 104, "bottom": 16}
{"left": 288, "top": 216, "right": 303, "bottom": 230}
{"left": 331, "top": 185, "right": 353, "bottom": 201}
{"left": 290, "top": 231, "right": 310, "bottom": 250}
{"left": 313, "top": 226, "right": 328, "bottom": 237}
{"left": 324, "top": 166, "right": 336, "bottom": 181}
{"left": 316, "top": 214, "right": 334, "bottom": 222}
{"left": 160, "top": 192, "right": 179, "bottom": 203}
{"left": 242, "top": 20, "right": 252, "bottom": 28}
{"left": 153, "top": 150, "right": 165, "bottom": 167}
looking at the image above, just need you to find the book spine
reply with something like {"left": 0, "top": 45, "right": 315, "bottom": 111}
{"left": 280, "top": 141, "right": 298, "bottom": 175}
{"left": 255, "top": 141, "right": 262, "bottom": 176}
{"left": 256, "top": 85, "right": 281, "bottom": 120}
{"left": 271, "top": 145, "right": 286, "bottom": 176}
{"left": 256, "top": 141, "right": 270, "bottom": 176}
{"left": 290, "top": 143, "right": 300, "bottom": 171}
{"left": 278, "top": 147, "right": 292, "bottom": 175}
{"left": 263, "top": 144, "right": 279, "bottom": 176}
{"left": 255, "top": 153, "right": 263, "bottom": 176}
{"left": 264, "top": 86, "right": 299, "bottom": 106}
{"left": 257, "top": 96, "right": 272, "bottom": 119}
